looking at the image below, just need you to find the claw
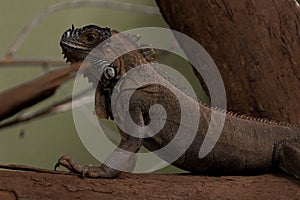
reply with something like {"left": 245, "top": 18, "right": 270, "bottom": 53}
{"left": 54, "top": 154, "right": 83, "bottom": 174}
{"left": 54, "top": 163, "right": 60, "bottom": 171}
{"left": 54, "top": 154, "right": 119, "bottom": 178}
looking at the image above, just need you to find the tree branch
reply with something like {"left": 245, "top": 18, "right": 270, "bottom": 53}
{"left": 0, "top": 87, "right": 93, "bottom": 130}
{"left": 0, "top": 169, "right": 298, "bottom": 199}
{"left": 0, "top": 58, "right": 66, "bottom": 67}
{"left": 0, "top": 65, "right": 78, "bottom": 121}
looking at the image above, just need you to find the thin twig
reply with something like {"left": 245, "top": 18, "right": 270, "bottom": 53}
{"left": 0, "top": 87, "right": 94, "bottom": 130}
{"left": 5, "top": 0, "right": 160, "bottom": 59}
{"left": 0, "top": 58, "right": 66, "bottom": 67}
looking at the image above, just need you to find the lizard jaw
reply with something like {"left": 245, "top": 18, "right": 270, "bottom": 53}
{"left": 61, "top": 45, "right": 89, "bottom": 64}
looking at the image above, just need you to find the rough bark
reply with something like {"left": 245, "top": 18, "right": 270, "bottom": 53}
{"left": 0, "top": 170, "right": 298, "bottom": 199}
{"left": 156, "top": 0, "right": 300, "bottom": 123}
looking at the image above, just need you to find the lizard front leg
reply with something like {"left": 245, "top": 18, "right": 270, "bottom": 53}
{"left": 55, "top": 134, "right": 142, "bottom": 178}
{"left": 55, "top": 107, "right": 145, "bottom": 178}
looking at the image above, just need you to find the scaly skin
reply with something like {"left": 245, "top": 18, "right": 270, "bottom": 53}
{"left": 56, "top": 25, "right": 300, "bottom": 179}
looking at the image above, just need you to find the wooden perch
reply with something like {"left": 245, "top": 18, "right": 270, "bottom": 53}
{"left": 0, "top": 169, "right": 299, "bottom": 199}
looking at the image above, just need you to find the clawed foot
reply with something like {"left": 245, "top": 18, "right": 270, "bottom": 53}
{"left": 54, "top": 154, "right": 119, "bottom": 178}
{"left": 54, "top": 154, "right": 84, "bottom": 174}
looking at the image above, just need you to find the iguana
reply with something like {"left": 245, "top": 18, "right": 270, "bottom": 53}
{"left": 56, "top": 24, "right": 300, "bottom": 179}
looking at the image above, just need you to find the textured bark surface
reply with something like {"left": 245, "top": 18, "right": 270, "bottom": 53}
{"left": 0, "top": 170, "right": 299, "bottom": 199}
{"left": 156, "top": 0, "right": 300, "bottom": 123}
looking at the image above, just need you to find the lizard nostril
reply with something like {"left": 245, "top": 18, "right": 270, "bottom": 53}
{"left": 66, "top": 31, "right": 71, "bottom": 38}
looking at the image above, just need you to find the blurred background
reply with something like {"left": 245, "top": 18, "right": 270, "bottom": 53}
{"left": 0, "top": 0, "right": 205, "bottom": 173}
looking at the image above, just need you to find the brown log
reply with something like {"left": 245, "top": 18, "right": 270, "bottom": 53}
{"left": 156, "top": 0, "right": 300, "bottom": 123}
{"left": 0, "top": 169, "right": 298, "bottom": 199}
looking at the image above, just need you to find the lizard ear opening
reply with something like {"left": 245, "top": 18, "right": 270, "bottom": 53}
{"left": 103, "top": 64, "right": 116, "bottom": 80}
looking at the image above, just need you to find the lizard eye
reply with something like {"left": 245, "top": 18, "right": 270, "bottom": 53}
{"left": 86, "top": 33, "right": 96, "bottom": 41}
{"left": 103, "top": 65, "right": 116, "bottom": 80}
{"left": 82, "top": 30, "right": 100, "bottom": 44}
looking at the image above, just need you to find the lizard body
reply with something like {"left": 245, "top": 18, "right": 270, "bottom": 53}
{"left": 56, "top": 25, "right": 300, "bottom": 179}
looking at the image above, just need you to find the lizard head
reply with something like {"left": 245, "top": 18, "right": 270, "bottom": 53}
{"left": 60, "top": 24, "right": 155, "bottom": 119}
{"left": 60, "top": 24, "right": 153, "bottom": 87}
{"left": 60, "top": 24, "right": 111, "bottom": 63}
